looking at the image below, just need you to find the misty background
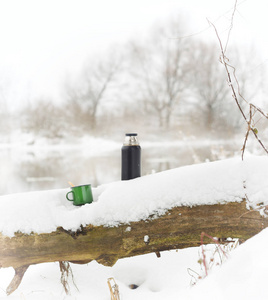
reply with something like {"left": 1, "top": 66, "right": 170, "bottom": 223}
{"left": 1, "top": 0, "right": 268, "bottom": 195}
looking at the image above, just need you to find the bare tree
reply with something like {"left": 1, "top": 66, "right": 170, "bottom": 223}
{"left": 129, "top": 19, "right": 191, "bottom": 129}
{"left": 189, "top": 41, "right": 230, "bottom": 133}
{"left": 187, "top": 38, "right": 264, "bottom": 138}
{"left": 22, "top": 98, "right": 65, "bottom": 139}
{"left": 64, "top": 53, "right": 120, "bottom": 132}
{"left": 0, "top": 77, "right": 12, "bottom": 135}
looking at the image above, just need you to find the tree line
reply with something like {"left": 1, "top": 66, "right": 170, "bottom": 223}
{"left": 3, "top": 18, "right": 266, "bottom": 140}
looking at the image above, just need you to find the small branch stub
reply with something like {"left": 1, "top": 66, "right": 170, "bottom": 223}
{"left": 6, "top": 265, "right": 29, "bottom": 296}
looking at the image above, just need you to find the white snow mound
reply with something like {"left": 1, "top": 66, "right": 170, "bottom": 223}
{"left": 0, "top": 155, "right": 268, "bottom": 237}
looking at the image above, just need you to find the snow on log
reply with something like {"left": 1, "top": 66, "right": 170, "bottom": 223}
{"left": 1, "top": 156, "right": 268, "bottom": 294}
{"left": 0, "top": 200, "right": 267, "bottom": 271}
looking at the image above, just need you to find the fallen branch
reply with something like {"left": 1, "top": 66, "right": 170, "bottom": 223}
{"left": 0, "top": 200, "right": 267, "bottom": 294}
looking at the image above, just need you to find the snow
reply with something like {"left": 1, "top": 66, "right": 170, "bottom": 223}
{"left": 0, "top": 155, "right": 268, "bottom": 237}
{"left": 144, "top": 235, "right": 150, "bottom": 243}
{"left": 188, "top": 228, "right": 268, "bottom": 300}
{"left": 0, "top": 154, "right": 268, "bottom": 299}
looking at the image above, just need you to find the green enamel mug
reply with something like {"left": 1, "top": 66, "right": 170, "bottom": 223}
{"left": 66, "top": 184, "right": 93, "bottom": 206}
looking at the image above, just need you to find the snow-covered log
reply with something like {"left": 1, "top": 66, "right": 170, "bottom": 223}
{"left": 1, "top": 199, "right": 267, "bottom": 294}
{"left": 2, "top": 155, "right": 268, "bottom": 294}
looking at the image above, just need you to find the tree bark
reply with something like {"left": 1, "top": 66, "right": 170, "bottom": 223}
{"left": 0, "top": 200, "right": 267, "bottom": 272}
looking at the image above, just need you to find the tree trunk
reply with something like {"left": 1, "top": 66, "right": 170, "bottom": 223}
{"left": 0, "top": 200, "right": 267, "bottom": 294}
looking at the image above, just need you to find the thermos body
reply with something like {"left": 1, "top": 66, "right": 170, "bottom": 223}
{"left": 121, "top": 133, "right": 141, "bottom": 180}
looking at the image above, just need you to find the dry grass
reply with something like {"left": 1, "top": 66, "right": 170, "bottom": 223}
{"left": 107, "top": 277, "right": 120, "bottom": 300}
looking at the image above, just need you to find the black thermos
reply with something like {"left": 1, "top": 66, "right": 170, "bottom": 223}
{"left": 121, "top": 133, "right": 141, "bottom": 180}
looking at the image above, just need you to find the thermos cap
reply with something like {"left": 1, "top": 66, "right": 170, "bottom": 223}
{"left": 124, "top": 133, "right": 139, "bottom": 146}
{"left": 125, "top": 133, "right": 137, "bottom": 136}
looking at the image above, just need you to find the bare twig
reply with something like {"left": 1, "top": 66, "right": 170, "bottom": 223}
{"left": 59, "top": 261, "right": 78, "bottom": 295}
{"left": 208, "top": 3, "right": 268, "bottom": 159}
{"left": 239, "top": 204, "right": 268, "bottom": 219}
{"left": 200, "top": 232, "right": 228, "bottom": 277}
{"left": 224, "top": 0, "right": 238, "bottom": 54}
{"left": 187, "top": 268, "right": 202, "bottom": 286}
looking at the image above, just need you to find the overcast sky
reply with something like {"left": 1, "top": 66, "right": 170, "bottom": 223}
{"left": 0, "top": 0, "right": 266, "bottom": 108}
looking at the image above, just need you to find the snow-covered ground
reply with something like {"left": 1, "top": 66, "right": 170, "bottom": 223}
{"left": 0, "top": 154, "right": 267, "bottom": 299}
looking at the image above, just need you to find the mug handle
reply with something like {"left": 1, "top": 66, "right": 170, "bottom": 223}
{"left": 66, "top": 191, "right": 74, "bottom": 201}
